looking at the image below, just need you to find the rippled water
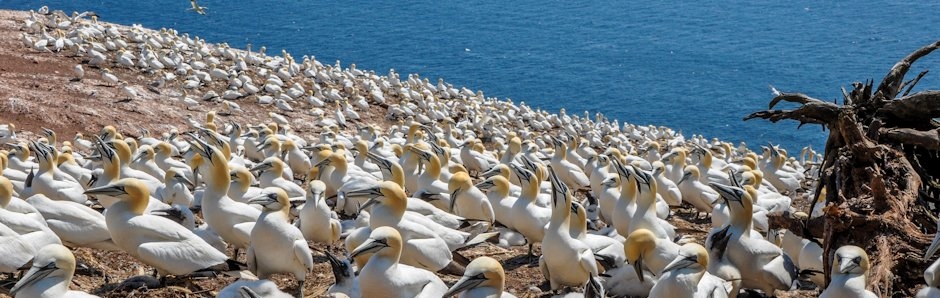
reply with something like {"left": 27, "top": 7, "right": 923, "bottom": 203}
{"left": 5, "top": 0, "right": 940, "bottom": 152}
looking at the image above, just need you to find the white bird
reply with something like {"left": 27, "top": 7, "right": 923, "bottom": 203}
{"left": 246, "top": 188, "right": 314, "bottom": 297}
{"left": 0, "top": 176, "right": 63, "bottom": 252}
{"left": 101, "top": 69, "right": 119, "bottom": 85}
{"left": 678, "top": 165, "right": 720, "bottom": 215}
{"left": 649, "top": 243, "right": 729, "bottom": 298}
{"left": 83, "top": 179, "right": 231, "bottom": 276}
{"left": 72, "top": 64, "right": 84, "bottom": 81}
{"left": 25, "top": 194, "right": 119, "bottom": 251}
{"left": 297, "top": 180, "right": 341, "bottom": 244}
{"left": 705, "top": 183, "right": 797, "bottom": 297}
{"left": 216, "top": 279, "right": 292, "bottom": 298}
{"left": 349, "top": 226, "right": 448, "bottom": 298}
{"left": 0, "top": 223, "right": 34, "bottom": 274}
{"left": 149, "top": 204, "right": 227, "bottom": 254}
{"left": 539, "top": 167, "right": 599, "bottom": 291}
{"left": 120, "top": 83, "right": 138, "bottom": 101}
{"left": 191, "top": 138, "right": 259, "bottom": 258}
{"left": 819, "top": 245, "right": 877, "bottom": 298}
{"left": 10, "top": 244, "right": 99, "bottom": 298}
{"left": 448, "top": 171, "right": 495, "bottom": 225}
{"left": 444, "top": 256, "right": 517, "bottom": 298}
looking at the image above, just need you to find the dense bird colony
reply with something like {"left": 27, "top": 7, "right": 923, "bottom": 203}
{"left": 4, "top": 5, "right": 936, "bottom": 298}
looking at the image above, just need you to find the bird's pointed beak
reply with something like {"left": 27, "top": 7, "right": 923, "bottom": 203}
{"left": 247, "top": 192, "right": 278, "bottom": 206}
{"left": 83, "top": 183, "right": 127, "bottom": 197}
{"left": 474, "top": 180, "right": 494, "bottom": 190}
{"left": 174, "top": 174, "right": 195, "bottom": 188}
{"left": 661, "top": 255, "right": 697, "bottom": 273}
{"left": 678, "top": 171, "right": 691, "bottom": 185}
{"left": 442, "top": 274, "right": 487, "bottom": 297}
{"left": 10, "top": 262, "right": 57, "bottom": 296}
{"left": 838, "top": 257, "right": 860, "bottom": 274}
{"left": 150, "top": 206, "right": 184, "bottom": 220}
{"left": 349, "top": 238, "right": 387, "bottom": 259}
{"left": 633, "top": 258, "right": 645, "bottom": 282}
{"left": 709, "top": 182, "right": 743, "bottom": 205}
{"left": 249, "top": 162, "right": 272, "bottom": 172}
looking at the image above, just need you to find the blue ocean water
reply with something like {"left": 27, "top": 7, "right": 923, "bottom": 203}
{"left": 4, "top": 0, "right": 940, "bottom": 152}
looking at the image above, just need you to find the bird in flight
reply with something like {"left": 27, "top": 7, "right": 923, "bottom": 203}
{"left": 189, "top": 0, "right": 207, "bottom": 15}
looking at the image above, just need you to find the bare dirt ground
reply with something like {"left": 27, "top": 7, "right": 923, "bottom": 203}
{"left": 0, "top": 9, "right": 817, "bottom": 298}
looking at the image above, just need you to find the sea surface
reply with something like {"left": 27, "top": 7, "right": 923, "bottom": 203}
{"left": 4, "top": 0, "right": 940, "bottom": 152}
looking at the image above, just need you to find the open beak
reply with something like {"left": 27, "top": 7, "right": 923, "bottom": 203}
{"left": 10, "top": 262, "right": 58, "bottom": 296}
{"left": 442, "top": 274, "right": 487, "bottom": 297}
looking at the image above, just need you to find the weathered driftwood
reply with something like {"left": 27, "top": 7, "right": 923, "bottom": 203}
{"left": 745, "top": 40, "right": 940, "bottom": 296}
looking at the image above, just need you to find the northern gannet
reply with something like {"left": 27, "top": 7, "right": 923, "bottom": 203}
{"left": 508, "top": 164, "right": 551, "bottom": 256}
{"left": 475, "top": 175, "right": 518, "bottom": 229}
{"left": 84, "top": 178, "right": 231, "bottom": 275}
{"left": 449, "top": 171, "right": 495, "bottom": 225}
{"left": 25, "top": 194, "right": 118, "bottom": 251}
{"left": 150, "top": 204, "right": 227, "bottom": 254}
{"left": 246, "top": 187, "right": 314, "bottom": 297}
{"left": 0, "top": 175, "right": 62, "bottom": 252}
{"left": 0, "top": 223, "right": 34, "bottom": 273}
{"left": 706, "top": 183, "right": 797, "bottom": 297}
{"left": 539, "top": 167, "right": 599, "bottom": 291}
{"left": 228, "top": 166, "right": 264, "bottom": 203}
{"left": 25, "top": 142, "right": 86, "bottom": 203}
{"left": 188, "top": 137, "right": 259, "bottom": 258}
{"left": 251, "top": 157, "right": 305, "bottom": 199}
{"left": 649, "top": 243, "right": 729, "bottom": 298}
{"left": 677, "top": 166, "right": 718, "bottom": 214}
{"left": 216, "top": 280, "right": 292, "bottom": 298}
{"left": 10, "top": 244, "right": 99, "bottom": 298}
{"left": 628, "top": 168, "right": 676, "bottom": 240}
{"left": 157, "top": 168, "right": 195, "bottom": 207}
{"left": 297, "top": 180, "right": 341, "bottom": 244}
{"left": 569, "top": 201, "right": 624, "bottom": 272}
{"left": 820, "top": 245, "right": 876, "bottom": 298}
{"left": 444, "top": 256, "right": 517, "bottom": 298}
{"left": 350, "top": 226, "right": 448, "bottom": 298}
{"left": 347, "top": 181, "right": 465, "bottom": 272}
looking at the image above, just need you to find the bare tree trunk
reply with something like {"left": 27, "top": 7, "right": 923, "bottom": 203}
{"left": 745, "top": 40, "right": 940, "bottom": 296}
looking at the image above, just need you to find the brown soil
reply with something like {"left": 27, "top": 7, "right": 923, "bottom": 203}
{"left": 0, "top": 9, "right": 818, "bottom": 298}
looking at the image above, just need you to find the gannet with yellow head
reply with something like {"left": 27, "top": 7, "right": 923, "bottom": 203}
{"left": 443, "top": 256, "right": 517, "bottom": 298}
{"left": 246, "top": 187, "right": 314, "bottom": 297}
{"left": 350, "top": 226, "right": 447, "bottom": 298}
{"left": 649, "top": 243, "right": 730, "bottom": 297}
{"left": 10, "top": 244, "right": 99, "bottom": 298}
{"left": 84, "top": 178, "right": 230, "bottom": 275}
